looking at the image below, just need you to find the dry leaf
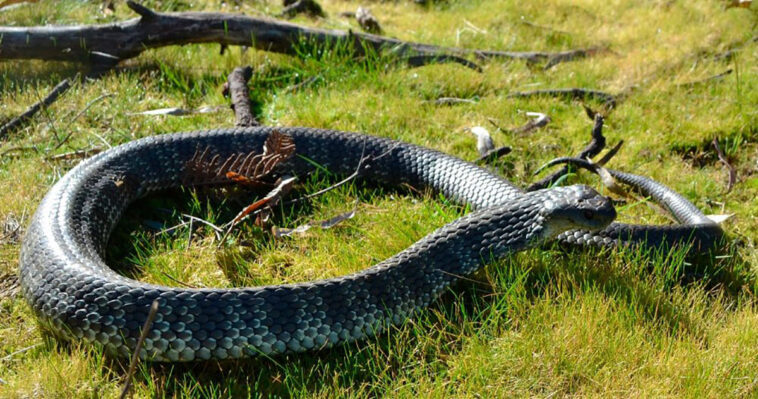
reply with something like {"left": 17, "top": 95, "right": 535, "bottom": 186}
{"left": 183, "top": 131, "right": 296, "bottom": 186}
{"left": 706, "top": 214, "right": 734, "bottom": 224}
{"left": 512, "top": 111, "right": 551, "bottom": 134}
{"left": 465, "top": 126, "right": 494, "bottom": 156}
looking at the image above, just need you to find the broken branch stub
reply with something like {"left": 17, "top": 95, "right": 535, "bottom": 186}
{"left": 226, "top": 66, "right": 260, "bottom": 128}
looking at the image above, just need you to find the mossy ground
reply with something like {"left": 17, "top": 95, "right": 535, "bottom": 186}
{"left": 0, "top": 0, "right": 756, "bottom": 397}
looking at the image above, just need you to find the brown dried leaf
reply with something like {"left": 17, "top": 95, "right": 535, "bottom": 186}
{"left": 183, "top": 131, "right": 296, "bottom": 186}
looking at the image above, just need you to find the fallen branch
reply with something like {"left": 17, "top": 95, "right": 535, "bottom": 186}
{"left": 676, "top": 69, "right": 733, "bottom": 88}
{"left": 224, "top": 66, "right": 260, "bottom": 127}
{"left": 712, "top": 137, "right": 736, "bottom": 193}
{"left": 474, "top": 145, "right": 511, "bottom": 164}
{"left": 527, "top": 114, "right": 606, "bottom": 191}
{"left": 0, "top": 79, "right": 71, "bottom": 141}
{"left": 404, "top": 55, "right": 482, "bottom": 72}
{"left": 507, "top": 88, "right": 617, "bottom": 108}
{"left": 542, "top": 47, "right": 609, "bottom": 70}
{"left": 428, "top": 97, "right": 478, "bottom": 106}
{"left": 0, "top": 1, "right": 603, "bottom": 68}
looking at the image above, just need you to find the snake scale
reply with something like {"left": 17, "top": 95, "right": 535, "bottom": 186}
{"left": 19, "top": 127, "right": 721, "bottom": 362}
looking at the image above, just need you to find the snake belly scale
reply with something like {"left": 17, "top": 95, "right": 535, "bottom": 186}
{"left": 23, "top": 126, "right": 690, "bottom": 362}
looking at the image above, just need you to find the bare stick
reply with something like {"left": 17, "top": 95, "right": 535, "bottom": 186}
{"left": 527, "top": 114, "right": 606, "bottom": 191}
{"left": 45, "top": 147, "right": 103, "bottom": 161}
{"left": 404, "top": 55, "right": 482, "bottom": 72}
{"left": 225, "top": 66, "right": 259, "bottom": 127}
{"left": 712, "top": 137, "right": 736, "bottom": 193}
{"left": 474, "top": 145, "right": 512, "bottom": 164}
{"left": 543, "top": 47, "right": 609, "bottom": 70}
{"left": 507, "top": 88, "right": 617, "bottom": 108}
{"left": 161, "top": 272, "right": 197, "bottom": 289}
{"left": 0, "top": 79, "right": 71, "bottom": 140}
{"left": 119, "top": 300, "right": 159, "bottom": 399}
{"left": 285, "top": 141, "right": 399, "bottom": 205}
{"left": 0, "top": 1, "right": 602, "bottom": 67}
{"left": 52, "top": 93, "right": 114, "bottom": 151}
{"left": 0, "top": 343, "right": 42, "bottom": 363}
{"left": 676, "top": 69, "right": 733, "bottom": 88}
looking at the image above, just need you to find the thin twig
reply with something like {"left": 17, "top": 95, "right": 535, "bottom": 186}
{"left": 528, "top": 114, "right": 606, "bottom": 191}
{"left": 676, "top": 69, "right": 733, "bottom": 88}
{"left": 0, "top": 146, "right": 39, "bottom": 158}
{"left": 45, "top": 147, "right": 103, "bottom": 161}
{"left": 0, "top": 79, "right": 71, "bottom": 140}
{"left": 284, "top": 141, "right": 400, "bottom": 205}
{"left": 507, "top": 88, "right": 617, "bottom": 108}
{"left": 52, "top": 93, "right": 114, "bottom": 151}
{"left": 712, "top": 137, "right": 736, "bottom": 193}
{"left": 596, "top": 140, "right": 624, "bottom": 166}
{"left": 427, "top": 97, "right": 478, "bottom": 106}
{"left": 119, "top": 300, "right": 159, "bottom": 399}
{"left": 286, "top": 158, "right": 367, "bottom": 205}
{"left": 182, "top": 214, "right": 224, "bottom": 234}
{"left": 0, "top": 343, "right": 41, "bottom": 362}
{"left": 404, "top": 55, "right": 482, "bottom": 72}
{"left": 474, "top": 146, "right": 512, "bottom": 164}
{"left": 160, "top": 272, "right": 197, "bottom": 288}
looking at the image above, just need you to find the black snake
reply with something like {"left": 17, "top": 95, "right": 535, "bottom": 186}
{"left": 19, "top": 127, "right": 721, "bottom": 361}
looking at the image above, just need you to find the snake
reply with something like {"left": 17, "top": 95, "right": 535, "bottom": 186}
{"left": 19, "top": 127, "right": 721, "bottom": 362}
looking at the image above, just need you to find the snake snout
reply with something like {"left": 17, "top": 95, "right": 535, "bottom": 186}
{"left": 541, "top": 185, "right": 616, "bottom": 236}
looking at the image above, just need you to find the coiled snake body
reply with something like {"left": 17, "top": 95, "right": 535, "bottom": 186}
{"left": 19, "top": 127, "right": 719, "bottom": 361}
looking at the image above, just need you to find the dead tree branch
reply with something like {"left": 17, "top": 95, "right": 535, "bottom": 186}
{"left": 0, "top": 1, "right": 602, "bottom": 68}
{"left": 225, "top": 66, "right": 259, "bottom": 127}
{"left": 527, "top": 114, "right": 607, "bottom": 191}
{"left": 0, "top": 79, "right": 71, "bottom": 141}
{"left": 507, "top": 88, "right": 617, "bottom": 109}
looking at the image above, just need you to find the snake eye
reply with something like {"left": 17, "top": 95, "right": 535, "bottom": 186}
{"left": 583, "top": 210, "right": 594, "bottom": 220}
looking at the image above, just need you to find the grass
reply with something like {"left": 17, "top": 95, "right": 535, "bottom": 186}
{"left": 0, "top": 0, "right": 756, "bottom": 397}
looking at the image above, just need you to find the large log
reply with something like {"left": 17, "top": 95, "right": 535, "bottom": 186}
{"left": 0, "top": 1, "right": 600, "bottom": 67}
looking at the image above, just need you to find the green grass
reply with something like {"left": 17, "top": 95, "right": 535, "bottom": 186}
{"left": 1, "top": 0, "right": 757, "bottom": 397}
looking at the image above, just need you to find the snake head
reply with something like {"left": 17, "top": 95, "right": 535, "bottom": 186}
{"left": 538, "top": 185, "right": 616, "bottom": 238}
